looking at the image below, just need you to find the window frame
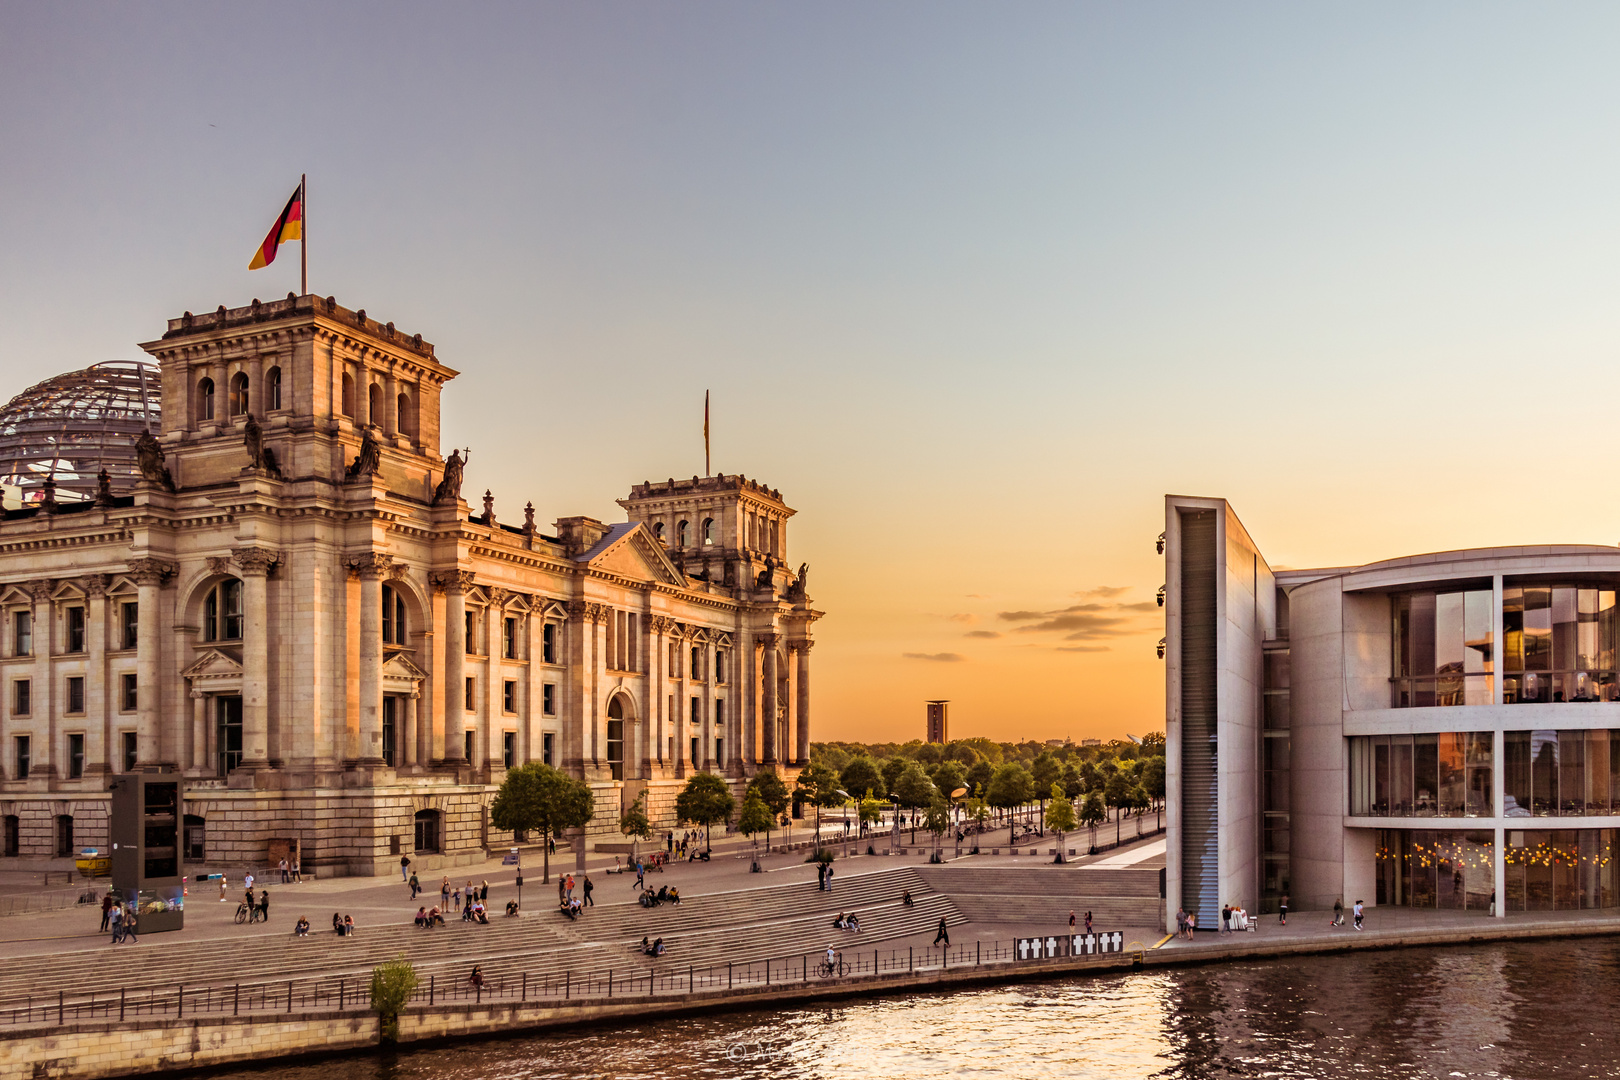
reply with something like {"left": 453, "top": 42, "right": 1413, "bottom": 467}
{"left": 13, "top": 609, "right": 31, "bottom": 657}
{"left": 67, "top": 733, "right": 85, "bottom": 779}
{"left": 65, "top": 606, "right": 86, "bottom": 653}
{"left": 65, "top": 676, "right": 85, "bottom": 715}
{"left": 503, "top": 679, "right": 517, "bottom": 714}
{"left": 13, "top": 679, "right": 30, "bottom": 717}
{"left": 120, "top": 601, "right": 138, "bottom": 650}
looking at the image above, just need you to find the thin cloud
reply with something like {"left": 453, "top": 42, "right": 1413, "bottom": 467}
{"left": 1119, "top": 601, "right": 1159, "bottom": 613}
{"left": 929, "top": 612, "right": 977, "bottom": 624}
{"left": 903, "top": 652, "right": 967, "bottom": 663}
{"left": 964, "top": 630, "right": 1001, "bottom": 639}
{"left": 1059, "top": 645, "right": 1111, "bottom": 653}
{"left": 1074, "top": 586, "right": 1130, "bottom": 599}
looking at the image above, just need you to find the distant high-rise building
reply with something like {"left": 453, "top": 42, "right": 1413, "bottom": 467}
{"left": 925, "top": 700, "right": 949, "bottom": 743}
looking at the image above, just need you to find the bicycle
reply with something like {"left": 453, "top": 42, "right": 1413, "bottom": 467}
{"left": 235, "top": 902, "right": 252, "bottom": 924}
{"left": 816, "top": 957, "right": 847, "bottom": 978}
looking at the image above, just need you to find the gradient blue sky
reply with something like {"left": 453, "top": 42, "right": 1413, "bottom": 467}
{"left": 5, "top": 4, "right": 1620, "bottom": 742}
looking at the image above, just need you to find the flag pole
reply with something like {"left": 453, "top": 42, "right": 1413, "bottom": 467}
{"left": 704, "top": 390, "right": 710, "bottom": 477}
{"left": 300, "top": 173, "right": 308, "bottom": 297}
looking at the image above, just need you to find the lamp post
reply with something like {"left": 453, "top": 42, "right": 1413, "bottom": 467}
{"left": 835, "top": 790, "right": 851, "bottom": 857}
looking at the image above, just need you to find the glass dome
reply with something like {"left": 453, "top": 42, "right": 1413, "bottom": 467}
{"left": 0, "top": 360, "right": 162, "bottom": 506}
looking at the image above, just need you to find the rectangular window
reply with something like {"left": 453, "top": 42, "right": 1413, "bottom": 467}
{"left": 13, "top": 610, "right": 31, "bottom": 657}
{"left": 66, "top": 606, "right": 85, "bottom": 653}
{"left": 670, "top": 641, "right": 682, "bottom": 679}
{"left": 1503, "top": 585, "right": 1620, "bottom": 704}
{"left": 542, "top": 732, "right": 555, "bottom": 766}
{"left": 716, "top": 649, "right": 727, "bottom": 684}
{"left": 542, "top": 623, "right": 557, "bottom": 664}
{"left": 691, "top": 646, "right": 703, "bottom": 682}
{"left": 690, "top": 695, "right": 701, "bottom": 726}
{"left": 465, "top": 730, "right": 474, "bottom": 762}
{"left": 66, "top": 676, "right": 85, "bottom": 714}
{"left": 1350, "top": 732, "right": 1496, "bottom": 818}
{"left": 121, "top": 602, "right": 138, "bottom": 649}
{"left": 122, "top": 731, "right": 137, "bottom": 772}
{"left": 465, "top": 610, "right": 477, "bottom": 654}
{"left": 1392, "top": 589, "right": 1494, "bottom": 707}
{"left": 716, "top": 699, "right": 725, "bottom": 730}
{"left": 504, "top": 617, "right": 517, "bottom": 659}
{"left": 715, "top": 737, "right": 724, "bottom": 764}
{"left": 67, "top": 733, "right": 84, "bottom": 779}
{"left": 382, "top": 697, "right": 396, "bottom": 767}
{"left": 503, "top": 731, "right": 516, "bottom": 769}
{"left": 14, "top": 735, "right": 29, "bottom": 780}
{"left": 691, "top": 736, "right": 700, "bottom": 766}
{"left": 2, "top": 815, "right": 16, "bottom": 857}
{"left": 465, "top": 676, "right": 475, "bottom": 711}
{"left": 627, "top": 613, "right": 638, "bottom": 671}
{"left": 503, "top": 679, "right": 517, "bottom": 713}
{"left": 13, "top": 679, "right": 29, "bottom": 717}
{"left": 542, "top": 682, "right": 556, "bottom": 716}
{"left": 120, "top": 673, "right": 137, "bottom": 711}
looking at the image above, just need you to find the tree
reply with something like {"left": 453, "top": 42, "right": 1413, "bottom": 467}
{"left": 1140, "top": 731, "right": 1166, "bottom": 753}
{"left": 880, "top": 756, "right": 909, "bottom": 798}
{"left": 840, "top": 757, "right": 883, "bottom": 805}
{"left": 676, "top": 772, "right": 736, "bottom": 852}
{"left": 986, "top": 762, "right": 1035, "bottom": 836}
{"left": 747, "top": 771, "right": 790, "bottom": 849}
{"left": 858, "top": 793, "right": 887, "bottom": 835}
{"left": 930, "top": 759, "right": 968, "bottom": 800}
{"left": 1141, "top": 755, "right": 1167, "bottom": 810}
{"left": 924, "top": 795, "right": 951, "bottom": 861}
{"left": 1045, "top": 782, "right": 1077, "bottom": 862}
{"left": 795, "top": 762, "right": 842, "bottom": 847}
{"left": 489, "top": 763, "right": 595, "bottom": 884}
{"left": 1104, "top": 769, "right": 1133, "bottom": 845}
{"left": 737, "top": 791, "right": 775, "bottom": 869}
{"left": 619, "top": 789, "right": 652, "bottom": 863}
{"left": 965, "top": 759, "right": 994, "bottom": 797}
{"left": 1031, "top": 752, "right": 1062, "bottom": 835}
{"left": 1079, "top": 791, "right": 1107, "bottom": 851}
{"left": 892, "top": 762, "right": 937, "bottom": 842}
{"left": 1061, "top": 762, "right": 1085, "bottom": 801}
{"left": 369, "top": 953, "right": 419, "bottom": 1043}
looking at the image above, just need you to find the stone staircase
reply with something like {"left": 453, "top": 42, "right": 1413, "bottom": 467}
{"left": 914, "top": 865, "right": 1162, "bottom": 929}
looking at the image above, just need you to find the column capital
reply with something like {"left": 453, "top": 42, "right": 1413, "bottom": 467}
{"left": 650, "top": 615, "right": 675, "bottom": 635}
{"left": 26, "top": 578, "right": 54, "bottom": 603}
{"left": 126, "top": 558, "right": 176, "bottom": 587}
{"left": 430, "top": 569, "right": 477, "bottom": 594}
{"left": 757, "top": 631, "right": 781, "bottom": 648}
{"left": 488, "top": 587, "right": 509, "bottom": 608}
{"left": 346, "top": 552, "right": 394, "bottom": 580}
{"left": 233, "top": 548, "right": 281, "bottom": 578}
{"left": 83, "top": 574, "right": 110, "bottom": 599}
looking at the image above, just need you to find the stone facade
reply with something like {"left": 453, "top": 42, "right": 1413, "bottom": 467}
{"left": 0, "top": 295, "right": 818, "bottom": 875}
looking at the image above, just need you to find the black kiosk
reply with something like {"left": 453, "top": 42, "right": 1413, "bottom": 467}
{"left": 109, "top": 774, "right": 185, "bottom": 933}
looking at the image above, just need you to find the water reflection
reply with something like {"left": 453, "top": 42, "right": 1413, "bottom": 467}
{"left": 199, "top": 940, "right": 1620, "bottom": 1080}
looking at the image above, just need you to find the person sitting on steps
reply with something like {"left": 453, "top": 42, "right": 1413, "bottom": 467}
{"left": 294, "top": 916, "right": 310, "bottom": 937}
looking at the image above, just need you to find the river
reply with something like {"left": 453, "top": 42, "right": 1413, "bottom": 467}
{"left": 196, "top": 938, "right": 1619, "bottom": 1079}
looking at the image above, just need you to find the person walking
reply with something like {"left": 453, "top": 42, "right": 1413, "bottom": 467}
{"left": 1085, "top": 911, "right": 1093, "bottom": 936}
{"left": 1279, "top": 893, "right": 1289, "bottom": 926}
{"left": 1068, "top": 910, "right": 1076, "bottom": 930}
{"left": 279, "top": 857, "right": 289, "bottom": 884}
{"left": 826, "top": 864, "right": 834, "bottom": 892}
{"left": 480, "top": 879, "right": 490, "bottom": 903}
{"left": 817, "top": 863, "right": 826, "bottom": 892}
{"left": 109, "top": 903, "right": 123, "bottom": 944}
{"left": 1176, "top": 907, "right": 1187, "bottom": 939}
{"left": 667, "top": 831, "right": 674, "bottom": 854}
{"left": 99, "top": 892, "right": 114, "bottom": 932}
{"left": 933, "top": 918, "right": 949, "bottom": 947}
{"left": 1188, "top": 912, "right": 1197, "bottom": 934}
{"left": 564, "top": 874, "right": 575, "bottom": 903}
{"left": 219, "top": 874, "right": 228, "bottom": 902}
{"left": 399, "top": 854, "right": 411, "bottom": 882}
{"left": 1353, "top": 900, "right": 1364, "bottom": 930}
{"left": 122, "top": 908, "right": 139, "bottom": 944}
{"left": 1221, "top": 903, "right": 1232, "bottom": 933}
{"left": 556, "top": 875, "right": 565, "bottom": 907}
{"left": 1331, "top": 898, "right": 1343, "bottom": 927}
{"left": 409, "top": 872, "right": 420, "bottom": 900}
{"left": 258, "top": 889, "right": 270, "bottom": 923}
{"left": 441, "top": 877, "right": 451, "bottom": 909}
{"left": 292, "top": 856, "right": 302, "bottom": 883}
{"left": 583, "top": 875, "right": 595, "bottom": 907}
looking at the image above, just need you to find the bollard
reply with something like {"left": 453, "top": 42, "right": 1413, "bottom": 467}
{"left": 802, "top": 955, "right": 807, "bottom": 982}
{"left": 689, "top": 965, "right": 694, "bottom": 993}
{"left": 429, "top": 974, "right": 435, "bottom": 1006}
{"left": 119, "top": 988, "right": 125, "bottom": 1022}
{"left": 234, "top": 984, "right": 240, "bottom": 1016}
{"left": 339, "top": 979, "right": 344, "bottom": 1009}
{"left": 565, "top": 972, "right": 570, "bottom": 999}
{"left": 608, "top": 971, "right": 613, "bottom": 997}
{"left": 176, "top": 986, "right": 182, "bottom": 1019}
{"left": 522, "top": 973, "right": 527, "bottom": 1001}
{"left": 977, "top": 941, "right": 981, "bottom": 966}
{"left": 728, "top": 961, "right": 733, "bottom": 988}
{"left": 59, "top": 990, "right": 64, "bottom": 1025}
{"left": 287, "top": 981, "right": 293, "bottom": 1013}
{"left": 909, "top": 947, "right": 913, "bottom": 972}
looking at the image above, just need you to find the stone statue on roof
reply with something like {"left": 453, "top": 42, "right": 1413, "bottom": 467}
{"left": 134, "top": 429, "right": 175, "bottom": 492}
{"left": 433, "top": 447, "right": 468, "bottom": 505}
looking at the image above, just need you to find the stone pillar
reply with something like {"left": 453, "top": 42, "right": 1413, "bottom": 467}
{"left": 192, "top": 690, "right": 209, "bottom": 773}
{"left": 794, "top": 639, "right": 812, "bottom": 766}
{"left": 85, "top": 575, "right": 110, "bottom": 775}
{"left": 210, "top": 357, "right": 227, "bottom": 427}
{"left": 382, "top": 369, "right": 398, "bottom": 436}
{"left": 27, "top": 580, "right": 55, "bottom": 779}
{"left": 351, "top": 553, "right": 389, "bottom": 766}
{"left": 235, "top": 549, "right": 278, "bottom": 770}
{"left": 127, "top": 560, "right": 174, "bottom": 771}
{"left": 435, "top": 570, "right": 474, "bottom": 763}
{"left": 404, "top": 692, "right": 419, "bottom": 768}
{"left": 760, "top": 633, "right": 780, "bottom": 765}
{"left": 649, "top": 617, "right": 668, "bottom": 769}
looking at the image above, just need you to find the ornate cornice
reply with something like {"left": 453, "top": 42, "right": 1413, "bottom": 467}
{"left": 233, "top": 548, "right": 281, "bottom": 577}
{"left": 26, "top": 579, "right": 53, "bottom": 603}
{"left": 488, "top": 587, "right": 509, "bottom": 608}
{"left": 346, "top": 552, "right": 393, "bottom": 580}
{"left": 126, "top": 559, "right": 176, "bottom": 586}
{"left": 430, "top": 569, "right": 477, "bottom": 594}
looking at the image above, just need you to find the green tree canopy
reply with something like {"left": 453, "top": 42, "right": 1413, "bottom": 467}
{"left": 1079, "top": 791, "right": 1108, "bottom": 831}
{"left": 619, "top": 789, "right": 652, "bottom": 859}
{"left": 1045, "top": 782, "right": 1077, "bottom": 837}
{"left": 795, "top": 762, "right": 844, "bottom": 845}
{"left": 986, "top": 762, "right": 1035, "bottom": 812}
{"left": 369, "top": 953, "right": 419, "bottom": 1043}
{"left": 1141, "top": 756, "right": 1167, "bottom": 806}
{"left": 930, "top": 759, "right": 968, "bottom": 798}
{"left": 489, "top": 762, "right": 595, "bottom": 883}
{"left": 737, "top": 791, "right": 775, "bottom": 839}
{"left": 748, "top": 770, "right": 791, "bottom": 816}
{"left": 965, "top": 759, "right": 994, "bottom": 795}
{"left": 1031, "top": 751, "right": 1063, "bottom": 794}
{"left": 1141, "top": 731, "right": 1166, "bottom": 752}
{"left": 880, "top": 756, "right": 909, "bottom": 797}
{"left": 676, "top": 772, "right": 736, "bottom": 850}
{"left": 892, "top": 762, "right": 937, "bottom": 841}
{"left": 839, "top": 756, "right": 883, "bottom": 802}
{"left": 1061, "top": 762, "right": 1085, "bottom": 800}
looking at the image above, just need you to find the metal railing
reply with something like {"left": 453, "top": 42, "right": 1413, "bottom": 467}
{"left": 0, "top": 931, "right": 1142, "bottom": 1030}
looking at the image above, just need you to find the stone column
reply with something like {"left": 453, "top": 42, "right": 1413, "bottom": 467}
{"left": 794, "top": 639, "right": 812, "bottom": 766}
{"left": 434, "top": 571, "right": 474, "bottom": 763}
{"left": 760, "top": 633, "right": 780, "bottom": 765}
{"left": 350, "top": 553, "right": 390, "bottom": 766}
{"left": 210, "top": 357, "right": 227, "bottom": 427}
{"left": 383, "top": 369, "right": 398, "bottom": 437}
{"left": 649, "top": 617, "right": 668, "bottom": 769}
{"left": 192, "top": 690, "right": 209, "bottom": 773}
{"left": 404, "top": 692, "right": 419, "bottom": 768}
{"left": 127, "top": 560, "right": 174, "bottom": 771}
{"left": 235, "top": 549, "right": 278, "bottom": 770}
{"left": 85, "top": 575, "right": 110, "bottom": 775}
{"left": 27, "top": 580, "right": 55, "bottom": 779}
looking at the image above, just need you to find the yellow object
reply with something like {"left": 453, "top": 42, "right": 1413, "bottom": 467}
{"left": 75, "top": 854, "right": 110, "bottom": 878}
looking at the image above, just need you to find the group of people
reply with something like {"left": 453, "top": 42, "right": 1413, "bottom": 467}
{"left": 1067, "top": 910, "right": 1095, "bottom": 935}
{"left": 638, "top": 884, "right": 681, "bottom": 907}
{"left": 1330, "top": 898, "right": 1365, "bottom": 930}
{"left": 1175, "top": 908, "right": 1198, "bottom": 937}
{"left": 332, "top": 913, "right": 358, "bottom": 936}
{"left": 439, "top": 877, "right": 493, "bottom": 912}
{"left": 101, "top": 895, "right": 140, "bottom": 944}
{"left": 414, "top": 906, "right": 448, "bottom": 928}
{"left": 817, "top": 862, "right": 836, "bottom": 891}
{"left": 831, "top": 910, "right": 861, "bottom": 931}
{"left": 639, "top": 935, "right": 667, "bottom": 956}
{"left": 1220, "top": 903, "right": 1254, "bottom": 932}
{"left": 243, "top": 887, "right": 270, "bottom": 923}
{"left": 276, "top": 856, "right": 302, "bottom": 883}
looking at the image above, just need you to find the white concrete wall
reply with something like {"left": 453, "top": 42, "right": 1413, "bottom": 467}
{"left": 1217, "top": 503, "right": 1272, "bottom": 915}
{"left": 1288, "top": 576, "right": 1347, "bottom": 911}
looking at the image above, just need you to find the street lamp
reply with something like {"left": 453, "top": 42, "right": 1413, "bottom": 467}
{"left": 835, "top": 790, "right": 851, "bottom": 856}
{"left": 950, "top": 786, "right": 967, "bottom": 858}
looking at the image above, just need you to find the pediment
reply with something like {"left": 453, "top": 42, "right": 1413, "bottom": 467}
{"left": 382, "top": 652, "right": 428, "bottom": 681}
{"left": 183, "top": 649, "right": 244, "bottom": 678}
{"left": 580, "top": 523, "right": 687, "bottom": 586}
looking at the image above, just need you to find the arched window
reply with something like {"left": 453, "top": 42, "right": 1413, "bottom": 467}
{"left": 677, "top": 520, "right": 689, "bottom": 547}
{"left": 413, "top": 809, "right": 441, "bottom": 853}
{"left": 397, "top": 392, "right": 414, "bottom": 439}
{"left": 702, "top": 518, "right": 715, "bottom": 545}
{"left": 197, "top": 377, "right": 215, "bottom": 422}
{"left": 229, "top": 371, "right": 249, "bottom": 416}
{"left": 382, "top": 584, "right": 407, "bottom": 646}
{"left": 653, "top": 522, "right": 666, "bottom": 542}
{"left": 266, "top": 366, "right": 282, "bottom": 411}
{"left": 606, "top": 697, "right": 626, "bottom": 781}
{"left": 202, "top": 578, "right": 244, "bottom": 642}
{"left": 341, "top": 372, "right": 356, "bottom": 418}
{"left": 368, "top": 382, "right": 383, "bottom": 428}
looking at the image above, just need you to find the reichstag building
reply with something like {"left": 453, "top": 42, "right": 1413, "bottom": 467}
{"left": 0, "top": 294, "right": 818, "bottom": 875}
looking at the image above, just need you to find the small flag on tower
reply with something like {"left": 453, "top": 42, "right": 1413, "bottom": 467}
{"left": 247, "top": 183, "right": 304, "bottom": 270}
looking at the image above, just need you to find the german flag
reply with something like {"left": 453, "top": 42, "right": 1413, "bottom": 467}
{"left": 247, "top": 184, "right": 303, "bottom": 270}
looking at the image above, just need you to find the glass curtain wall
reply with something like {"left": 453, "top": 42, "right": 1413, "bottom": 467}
{"left": 1503, "top": 585, "right": 1620, "bottom": 703}
{"left": 1502, "top": 830, "right": 1620, "bottom": 910}
{"left": 1393, "top": 589, "right": 1494, "bottom": 707}
{"left": 1503, "top": 729, "right": 1620, "bottom": 817}
{"left": 1374, "top": 830, "right": 1495, "bottom": 909}
{"left": 1350, "top": 734, "right": 1493, "bottom": 817}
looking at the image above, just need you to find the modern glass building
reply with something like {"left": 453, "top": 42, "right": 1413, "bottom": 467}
{"left": 1163, "top": 494, "right": 1620, "bottom": 931}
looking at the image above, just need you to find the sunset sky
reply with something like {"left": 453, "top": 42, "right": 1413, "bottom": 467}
{"left": 6, "top": 5, "right": 1620, "bottom": 743}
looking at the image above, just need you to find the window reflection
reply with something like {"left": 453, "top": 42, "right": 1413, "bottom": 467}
{"left": 1392, "top": 589, "right": 1493, "bottom": 707}
{"left": 1503, "top": 729, "right": 1620, "bottom": 817}
{"left": 1375, "top": 830, "right": 1495, "bottom": 910}
{"left": 1502, "top": 829, "right": 1620, "bottom": 911}
{"left": 1350, "top": 733, "right": 1493, "bottom": 817}
{"left": 1503, "top": 585, "right": 1620, "bottom": 702}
